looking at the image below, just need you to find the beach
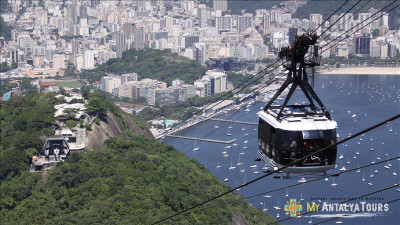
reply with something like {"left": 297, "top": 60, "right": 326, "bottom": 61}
{"left": 318, "top": 67, "right": 400, "bottom": 75}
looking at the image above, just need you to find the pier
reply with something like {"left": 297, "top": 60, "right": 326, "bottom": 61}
{"left": 165, "top": 135, "right": 237, "bottom": 144}
{"left": 209, "top": 118, "right": 258, "bottom": 125}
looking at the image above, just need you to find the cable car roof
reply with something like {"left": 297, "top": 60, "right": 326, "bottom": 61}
{"left": 257, "top": 110, "right": 337, "bottom": 131}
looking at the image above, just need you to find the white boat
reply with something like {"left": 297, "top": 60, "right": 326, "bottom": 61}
{"left": 339, "top": 166, "right": 346, "bottom": 171}
{"left": 339, "top": 154, "right": 344, "bottom": 160}
{"left": 298, "top": 177, "right": 307, "bottom": 183}
{"left": 250, "top": 164, "right": 257, "bottom": 168}
{"left": 331, "top": 177, "right": 338, "bottom": 186}
{"left": 229, "top": 158, "right": 236, "bottom": 170}
{"left": 216, "top": 161, "right": 221, "bottom": 168}
{"left": 243, "top": 140, "right": 248, "bottom": 144}
{"left": 214, "top": 125, "right": 219, "bottom": 129}
{"left": 224, "top": 178, "right": 229, "bottom": 182}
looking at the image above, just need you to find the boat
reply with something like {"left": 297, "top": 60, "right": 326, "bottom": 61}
{"left": 298, "top": 177, "right": 307, "bottom": 183}
{"left": 229, "top": 158, "right": 236, "bottom": 170}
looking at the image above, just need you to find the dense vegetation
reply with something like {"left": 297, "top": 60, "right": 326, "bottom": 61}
{"left": 86, "top": 92, "right": 148, "bottom": 130}
{"left": 0, "top": 93, "right": 59, "bottom": 180}
{"left": 1, "top": 93, "right": 275, "bottom": 224}
{"left": 79, "top": 48, "right": 207, "bottom": 85}
{"left": 138, "top": 92, "right": 229, "bottom": 121}
{"left": 1, "top": 136, "right": 275, "bottom": 224}
{"left": 0, "top": 17, "right": 12, "bottom": 41}
{"left": 293, "top": 0, "right": 400, "bottom": 20}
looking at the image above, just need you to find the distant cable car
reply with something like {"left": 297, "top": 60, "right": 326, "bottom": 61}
{"left": 258, "top": 33, "right": 337, "bottom": 174}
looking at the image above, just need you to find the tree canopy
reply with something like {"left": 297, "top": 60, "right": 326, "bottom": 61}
{"left": 79, "top": 48, "right": 207, "bottom": 85}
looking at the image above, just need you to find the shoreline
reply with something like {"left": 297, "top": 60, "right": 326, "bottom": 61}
{"left": 317, "top": 67, "right": 400, "bottom": 75}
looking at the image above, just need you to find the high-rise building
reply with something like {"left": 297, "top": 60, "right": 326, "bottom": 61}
{"left": 183, "top": 35, "right": 199, "bottom": 48}
{"left": 204, "top": 71, "right": 227, "bottom": 94}
{"left": 90, "top": 0, "right": 100, "bottom": 8}
{"left": 237, "top": 15, "right": 253, "bottom": 33}
{"left": 133, "top": 27, "right": 145, "bottom": 50}
{"left": 101, "top": 76, "right": 122, "bottom": 94}
{"left": 288, "top": 27, "right": 298, "bottom": 46}
{"left": 123, "top": 23, "right": 135, "bottom": 37}
{"left": 309, "top": 14, "right": 323, "bottom": 26}
{"left": 114, "top": 32, "right": 127, "bottom": 58}
{"left": 263, "top": 12, "right": 271, "bottom": 31}
{"left": 358, "top": 13, "right": 372, "bottom": 29}
{"left": 121, "top": 73, "right": 138, "bottom": 83}
{"left": 84, "top": 50, "right": 95, "bottom": 69}
{"left": 198, "top": 7, "right": 209, "bottom": 28}
{"left": 354, "top": 34, "right": 370, "bottom": 56}
{"left": 71, "top": 39, "right": 80, "bottom": 55}
{"left": 212, "top": 0, "right": 227, "bottom": 12}
{"left": 53, "top": 54, "right": 65, "bottom": 70}
{"left": 216, "top": 15, "right": 232, "bottom": 31}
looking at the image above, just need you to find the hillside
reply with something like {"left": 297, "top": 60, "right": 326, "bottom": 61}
{"left": 293, "top": 0, "right": 400, "bottom": 22}
{"left": 80, "top": 48, "right": 207, "bottom": 85}
{"left": 86, "top": 111, "right": 153, "bottom": 150}
{"left": 1, "top": 137, "right": 276, "bottom": 224}
{"left": 1, "top": 93, "right": 277, "bottom": 224}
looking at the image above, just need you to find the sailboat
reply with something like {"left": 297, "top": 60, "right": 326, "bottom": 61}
{"left": 274, "top": 198, "right": 281, "bottom": 210}
{"left": 331, "top": 177, "right": 338, "bottom": 186}
{"left": 376, "top": 149, "right": 381, "bottom": 160}
{"left": 229, "top": 158, "right": 236, "bottom": 170}
{"left": 356, "top": 163, "right": 361, "bottom": 173}
{"left": 236, "top": 154, "right": 243, "bottom": 166}
{"left": 216, "top": 161, "right": 221, "bottom": 168}
{"left": 362, "top": 172, "right": 365, "bottom": 181}
{"left": 240, "top": 164, "right": 246, "bottom": 173}
{"left": 235, "top": 180, "right": 241, "bottom": 191}
{"left": 262, "top": 201, "right": 268, "bottom": 212}
{"left": 227, "top": 127, "right": 232, "bottom": 136}
{"left": 285, "top": 188, "right": 289, "bottom": 197}
{"left": 300, "top": 193, "right": 304, "bottom": 201}
{"left": 193, "top": 141, "right": 199, "bottom": 151}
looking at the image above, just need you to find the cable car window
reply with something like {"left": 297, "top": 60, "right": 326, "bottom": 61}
{"left": 322, "top": 130, "right": 336, "bottom": 143}
{"left": 276, "top": 130, "right": 302, "bottom": 149}
{"left": 302, "top": 130, "right": 323, "bottom": 139}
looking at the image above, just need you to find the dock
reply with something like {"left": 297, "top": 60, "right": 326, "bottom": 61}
{"left": 209, "top": 118, "right": 258, "bottom": 125}
{"left": 165, "top": 135, "right": 237, "bottom": 144}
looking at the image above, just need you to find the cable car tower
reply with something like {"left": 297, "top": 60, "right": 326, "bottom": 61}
{"left": 257, "top": 33, "right": 338, "bottom": 175}
{"left": 265, "top": 32, "right": 330, "bottom": 120}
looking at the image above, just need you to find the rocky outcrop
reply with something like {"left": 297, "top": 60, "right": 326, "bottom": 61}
{"left": 232, "top": 211, "right": 250, "bottom": 225}
{"left": 86, "top": 111, "right": 153, "bottom": 150}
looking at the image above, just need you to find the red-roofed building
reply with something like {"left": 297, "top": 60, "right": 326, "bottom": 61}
{"left": 39, "top": 81, "right": 58, "bottom": 87}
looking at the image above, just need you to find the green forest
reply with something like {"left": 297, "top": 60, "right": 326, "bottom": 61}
{"left": 0, "top": 17, "right": 12, "bottom": 41}
{"left": 79, "top": 48, "right": 207, "bottom": 85}
{"left": 0, "top": 93, "right": 276, "bottom": 224}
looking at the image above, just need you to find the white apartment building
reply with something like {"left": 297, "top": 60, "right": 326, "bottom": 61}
{"left": 101, "top": 76, "right": 122, "bottom": 93}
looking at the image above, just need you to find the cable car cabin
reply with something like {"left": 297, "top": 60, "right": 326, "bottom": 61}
{"left": 257, "top": 110, "right": 337, "bottom": 174}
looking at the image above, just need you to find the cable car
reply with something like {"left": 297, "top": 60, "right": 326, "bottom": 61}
{"left": 258, "top": 32, "right": 337, "bottom": 174}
